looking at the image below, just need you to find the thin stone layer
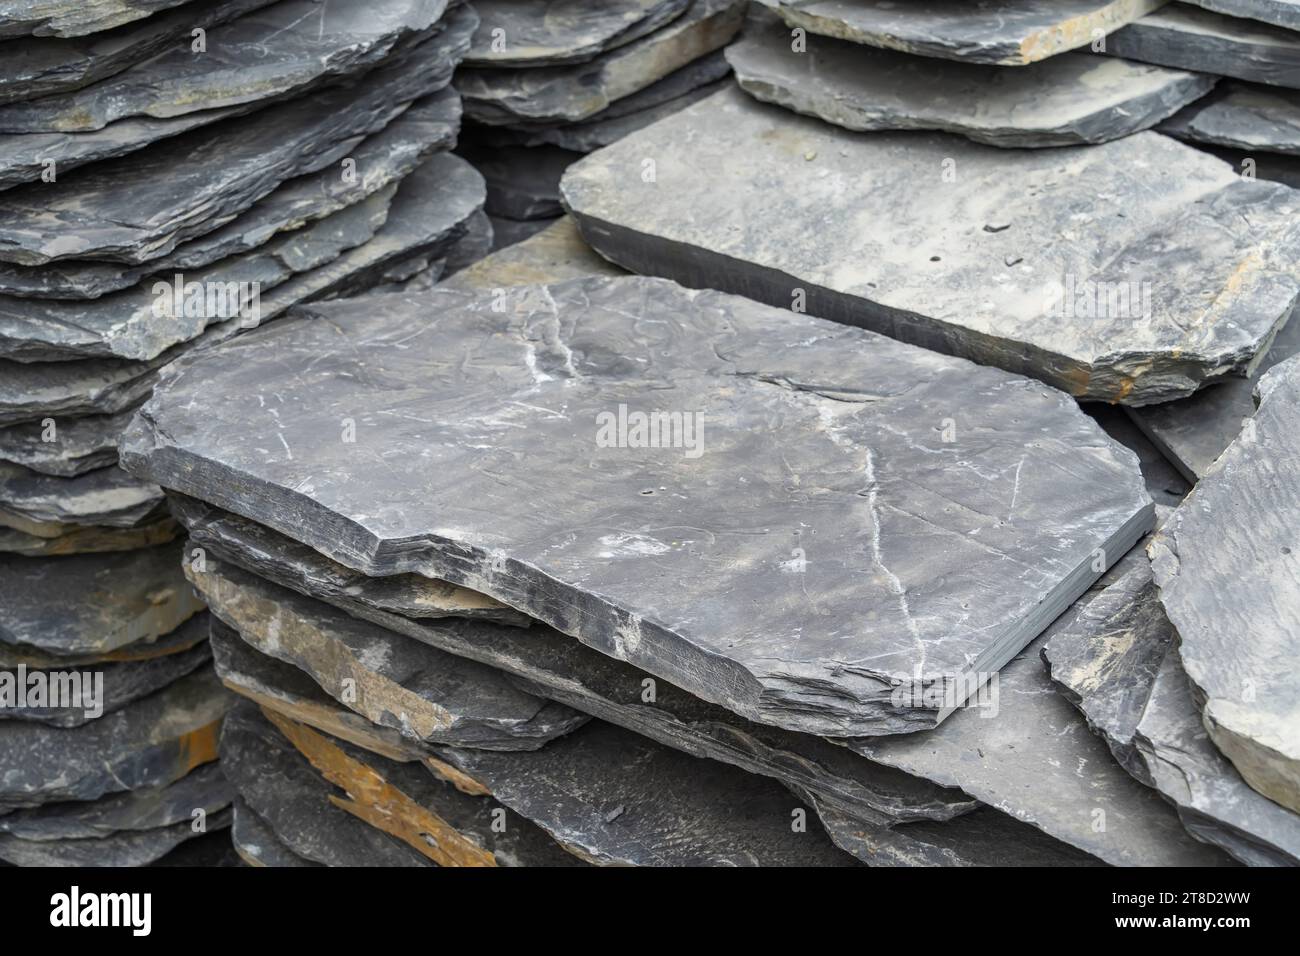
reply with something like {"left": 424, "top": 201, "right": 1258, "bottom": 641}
{"left": 466, "top": 0, "right": 688, "bottom": 67}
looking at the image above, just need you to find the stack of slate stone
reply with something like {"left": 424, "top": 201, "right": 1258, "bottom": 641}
{"left": 454, "top": 0, "right": 744, "bottom": 249}
{"left": 0, "top": 0, "right": 492, "bottom": 866}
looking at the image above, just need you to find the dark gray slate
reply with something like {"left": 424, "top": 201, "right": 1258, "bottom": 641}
{"left": 728, "top": 19, "right": 1215, "bottom": 147}
{"left": 1136, "top": 649, "right": 1300, "bottom": 866}
{"left": 430, "top": 719, "right": 857, "bottom": 866}
{"left": 0, "top": 0, "right": 194, "bottom": 38}
{"left": 0, "top": 609, "right": 207, "bottom": 669}
{"left": 1128, "top": 304, "right": 1300, "bottom": 481}
{"left": 1, "top": 637, "right": 211, "bottom": 727}
{"left": 0, "top": 540, "right": 203, "bottom": 656}
{"left": 120, "top": 274, "right": 1152, "bottom": 738}
{"left": 1150, "top": 355, "right": 1300, "bottom": 815}
{"left": 0, "top": 0, "right": 449, "bottom": 132}
{"left": 150, "top": 826, "right": 244, "bottom": 866}
{"left": 443, "top": 215, "right": 625, "bottom": 290}
{"left": 1108, "top": 4, "right": 1300, "bottom": 89}
{"left": 0, "top": 9, "right": 474, "bottom": 267}
{"left": 488, "top": 215, "right": 559, "bottom": 251}
{"left": 457, "top": 0, "right": 743, "bottom": 125}
{"left": 561, "top": 87, "right": 1300, "bottom": 405}
{"left": 0, "top": 518, "right": 176, "bottom": 557}
{"left": 174, "top": 494, "right": 527, "bottom": 625}
{"left": 0, "top": 354, "right": 160, "bottom": 426}
{"left": 0, "top": 0, "right": 275, "bottom": 104}
{"left": 0, "top": 810, "right": 231, "bottom": 866}
{"left": 232, "top": 798, "right": 317, "bottom": 867}
{"left": 466, "top": 0, "right": 688, "bottom": 66}
{"left": 190, "top": 556, "right": 588, "bottom": 751}
{"left": 0, "top": 668, "right": 231, "bottom": 810}
{"left": 1161, "top": 81, "right": 1300, "bottom": 156}
{"left": 0, "top": 462, "right": 163, "bottom": 535}
{"left": 754, "top": 0, "right": 1163, "bottom": 65}
{"left": 459, "top": 140, "right": 579, "bottom": 220}
{"left": 193, "top": 530, "right": 973, "bottom": 826}
{"left": 0, "top": 406, "right": 138, "bottom": 477}
{"left": 1085, "top": 406, "right": 1191, "bottom": 507}
{"left": 0, "top": 761, "right": 231, "bottom": 839}
{"left": 0, "top": 87, "right": 462, "bottom": 299}
{"left": 1187, "top": 0, "right": 1300, "bottom": 31}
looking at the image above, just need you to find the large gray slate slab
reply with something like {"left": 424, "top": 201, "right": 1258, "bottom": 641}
{"left": 0, "top": 517, "right": 175, "bottom": 557}
{"left": 430, "top": 720, "right": 857, "bottom": 866}
{"left": 0, "top": 0, "right": 449, "bottom": 133}
{"left": 0, "top": 540, "right": 203, "bottom": 656}
{"left": 0, "top": 10, "right": 473, "bottom": 267}
{"left": 0, "top": 761, "right": 230, "bottom": 839}
{"left": 0, "top": 406, "right": 138, "bottom": 477}
{"left": 1, "top": 637, "right": 210, "bottom": 727}
{"left": 0, "top": 667, "right": 231, "bottom": 810}
{"left": 188, "top": 518, "right": 974, "bottom": 825}
{"left": 0, "top": 0, "right": 275, "bottom": 104}
{"left": 0, "top": 355, "right": 161, "bottom": 426}
{"left": 1161, "top": 81, "right": 1300, "bottom": 156}
{"left": 457, "top": 0, "right": 743, "bottom": 125}
{"left": 0, "top": 0, "right": 193, "bottom": 38}
{"left": 561, "top": 87, "right": 1300, "bottom": 405}
{"left": 0, "top": 461, "right": 163, "bottom": 531}
{"left": 0, "top": 811, "right": 230, "bottom": 866}
{"left": 1150, "top": 355, "right": 1300, "bottom": 814}
{"left": 466, "top": 0, "right": 688, "bottom": 66}
{"left": 1186, "top": 0, "right": 1300, "bottom": 29}
{"left": 754, "top": 0, "right": 1164, "bottom": 65}
{"left": 1136, "top": 649, "right": 1300, "bottom": 866}
{"left": 728, "top": 19, "right": 1214, "bottom": 148}
{"left": 0, "top": 609, "right": 207, "bottom": 669}
{"left": 1108, "top": 4, "right": 1300, "bottom": 89}
{"left": 0, "top": 88, "right": 461, "bottom": 300}
{"left": 120, "top": 274, "right": 1152, "bottom": 738}
{"left": 190, "top": 556, "right": 588, "bottom": 751}
{"left": 1127, "top": 303, "right": 1300, "bottom": 481}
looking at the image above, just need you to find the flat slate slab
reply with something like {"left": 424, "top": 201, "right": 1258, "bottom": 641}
{"left": 0, "top": 540, "right": 203, "bottom": 656}
{"left": 0, "top": 86, "right": 462, "bottom": 299}
{"left": 443, "top": 215, "right": 624, "bottom": 290}
{"left": 0, "top": 761, "right": 230, "bottom": 839}
{"left": 0, "top": 406, "right": 138, "bottom": 477}
{"left": 1127, "top": 304, "right": 1300, "bottom": 481}
{"left": 1, "top": 637, "right": 210, "bottom": 727}
{"left": 1161, "top": 81, "right": 1300, "bottom": 156}
{"left": 1150, "top": 355, "right": 1300, "bottom": 814}
{"left": 728, "top": 19, "right": 1215, "bottom": 147}
{"left": 0, "top": 610, "right": 207, "bottom": 669}
{"left": 430, "top": 720, "right": 857, "bottom": 866}
{"left": 120, "top": 274, "right": 1152, "bottom": 738}
{"left": 0, "top": 0, "right": 449, "bottom": 132}
{"left": 1108, "top": 4, "right": 1300, "bottom": 89}
{"left": 0, "top": 462, "right": 163, "bottom": 531}
{"left": 0, "top": 354, "right": 161, "bottom": 426}
{"left": 190, "top": 555, "right": 588, "bottom": 750}
{"left": 0, "top": 0, "right": 275, "bottom": 104}
{"left": 191, "top": 517, "right": 974, "bottom": 826}
{"left": 561, "top": 87, "right": 1300, "bottom": 405}
{"left": 0, "top": 667, "right": 231, "bottom": 811}
{"left": 0, "top": 0, "right": 194, "bottom": 38}
{"left": 232, "top": 798, "right": 318, "bottom": 867}
{"left": 753, "top": 0, "right": 1164, "bottom": 65}
{"left": 1186, "top": 0, "right": 1300, "bottom": 30}
{"left": 0, "top": 517, "right": 176, "bottom": 557}
{"left": 0, "top": 11, "right": 473, "bottom": 267}
{"left": 457, "top": 0, "right": 744, "bottom": 125}
{"left": 466, "top": 0, "right": 689, "bottom": 66}
{"left": 0, "top": 812, "right": 230, "bottom": 867}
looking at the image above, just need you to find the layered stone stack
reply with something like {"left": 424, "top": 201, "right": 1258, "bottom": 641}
{"left": 0, "top": 0, "right": 490, "bottom": 865}
{"left": 453, "top": 0, "right": 745, "bottom": 248}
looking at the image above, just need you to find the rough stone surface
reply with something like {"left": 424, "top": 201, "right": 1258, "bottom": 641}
{"left": 459, "top": 140, "right": 578, "bottom": 219}
{"left": 1128, "top": 305, "right": 1300, "bottom": 481}
{"left": 1150, "top": 355, "right": 1300, "bottom": 814}
{"left": 1187, "top": 0, "right": 1300, "bottom": 32}
{"left": 1162, "top": 81, "right": 1300, "bottom": 156}
{"left": 1, "top": 637, "right": 211, "bottom": 727}
{"left": 488, "top": 215, "right": 559, "bottom": 250}
{"left": 190, "top": 555, "right": 588, "bottom": 750}
{"left": 120, "top": 274, "right": 1153, "bottom": 738}
{"left": 443, "top": 215, "right": 623, "bottom": 290}
{"left": 466, "top": 0, "right": 689, "bottom": 66}
{"left": 1108, "top": 4, "right": 1300, "bottom": 89}
{"left": 0, "top": 11, "right": 473, "bottom": 267}
{"left": 0, "top": 811, "right": 230, "bottom": 867}
{"left": 0, "top": 0, "right": 194, "bottom": 38}
{"left": 0, "top": 761, "right": 231, "bottom": 839}
{"left": 0, "top": 406, "right": 139, "bottom": 476}
{"left": 0, "top": 462, "right": 163, "bottom": 532}
{"left": 0, "top": 668, "right": 231, "bottom": 810}
{"left": 1086, "top": 406, "right": 1191, "bottom": 508}
{"left": 0, "top": 0, "right": 450, "bottom": 132}
{"left": 430, "top": 720, "right": 857, "bottom": 866}
{"left": 0, "top": 540, "right": 202, "bottom": 656}
{"left": 0, "top": 354, "right": 160, "bottom": 426}
{"left": 0, "top": 610, "right": 207, "bottom": 669}
{"left": 728, "top": 20, "right": 1215, "bottom": 147}
{"left": 754, "top": 0, "right": 1163, "bottom": 65}
{"left": 0, "top": 518, "right": 176, "bottom": 556}
{"left": 232, "top": 798, "right": 317, "bottom": 867}
{"left": 561, "top": 87, "right": 1300, "bottom": 405}
{"left": 457, "top": 0, "right": 743, "bottom": 125}
{"left": 0, "top": 88, "right": 462, "bottom": 299}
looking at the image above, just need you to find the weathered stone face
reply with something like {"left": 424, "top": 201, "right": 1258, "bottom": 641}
{"left": 561, "top": 87, "right": 1300, "bottom": 405}
{"left": 120, "top": 274, "right": 1152, "bottom": 738}
{"left": 457, "top": 0, "right": 744, "bottom": 125}
{"left": 0, "top": 461, "right": 164, "bottom": 531}
{"left": 0, "top": 406, "right": 138, "bottom": 477}
{"left": 752, "top": 0, "right": 1164, "bottom": 65}
{"left": 0, "top": 0, "right": 196, "bottom": 38}
{"left": 1185, "top": 0, "right": 1300, "bottom": 31}
{"left": 232, "top": 798, "right": 318, "bottom": 867}
{"left": 1150, "top": 355, "right": 1300, "bottom": 815}
{"left": 466, "top": 0, "right": 689, "bottom": 67}
{"left": 0, "top": 810, "right": 230, "bottom": 867}
{"left": 728, "top": 18, "right": 1215, "bottom": 147}
{"left": 0, "top": 0, "right": 450, "bottom": 132}
{"left": 1161, "top": 81, "right": 1300, "bottom": 157}
{"left": 1108, "top": 3, "right": 1300, "bottom": 89}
